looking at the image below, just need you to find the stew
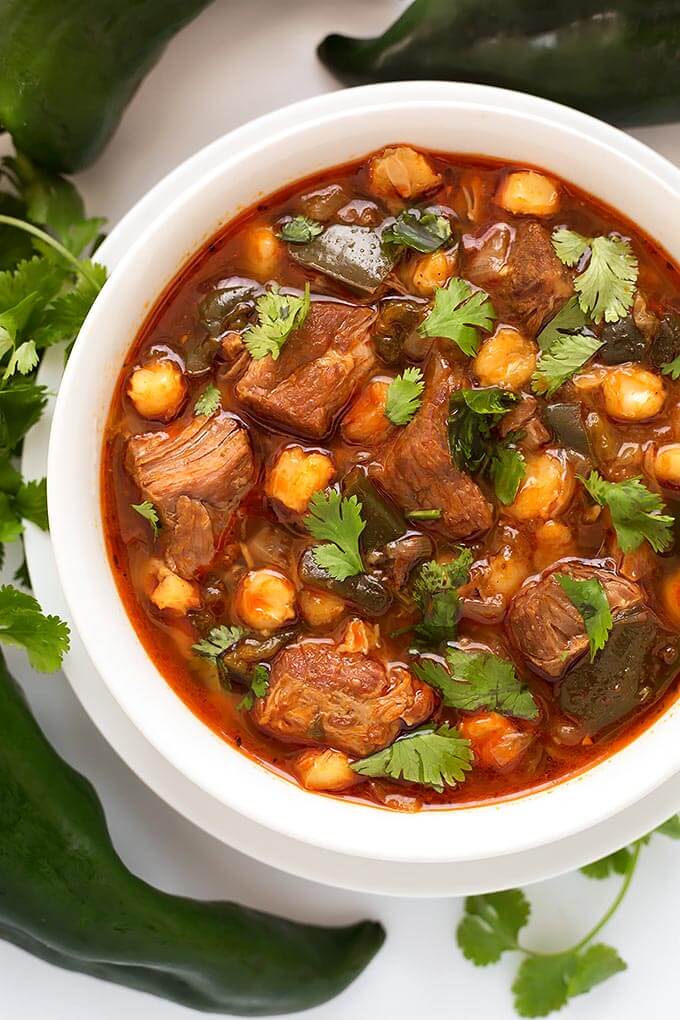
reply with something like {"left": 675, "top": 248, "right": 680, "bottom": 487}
{"left": 102, "top": 144, "right": 680, "bottom": 811}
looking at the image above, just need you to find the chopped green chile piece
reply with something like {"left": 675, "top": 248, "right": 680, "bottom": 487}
{"left": 298, "top": 547, "right": 392, "bottom": 617}
{"left": 599, "top": 315, "right": 647, "bottom": 365}
{"left": 343, "top": 468, "right": 406, "bottom": 554}
{"left": 373, "top": 298, "right": 424, "bottom": 364}
{"left": 544, "top": 402, "right": 591, "bottom": 458}
{"left": 184, "top": 334, "right": 221, "bottom": 376}
{"left": 650, "top": 313, "right": 680, "bottom": 371}
{"left": 291, "top": 223, "right": 396, "bottom": 294}
{"left": 559, "top": 614, "right": 679, "bottom": 736}
{"left": 218, "top": 628, "right": 298, "bottom": 686}
{"left": 198, "top": 279, "right": 259, "bottom": 336}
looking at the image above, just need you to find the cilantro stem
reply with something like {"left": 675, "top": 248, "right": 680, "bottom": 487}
{"left": 0, "top": 215, "right": 103, "bottom": 291}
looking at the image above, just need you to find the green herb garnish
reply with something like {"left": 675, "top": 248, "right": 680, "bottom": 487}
{"left": 552, "top": 228, "right": 638, "bottom": 323}
{"left": 194, "top": 382, "right": 221, "bottom": 417}
{"left": 192, "top": 625, "right": 245, "bottom": 662}
{"left": 382, "top": 208, "right": 452, "bottom": 253}
{"left": 131, "top": 500, "right": 160, "bottom": 540}
{"left": 415, "top": 647, "right": 538, "bottom": 720}
{"left": 306, "top": 489, "right": 365, "bottom": 581}
{"left": 243, "top": 282, "right": 311, "bottom": 360}
{"left": 0, "top": 585, "right": 70, "bottom": 672}
{"left": 447, "top": 387, "right": 526, "bottom": 504}
{"left": 278, "top": 216, "right": 324, "bottom": 244}
{"left": 351, "top": 723, "right": 472, "bottom": 792}
{"left": 554, "top": 573, "right": 613, "bottom": 660}
{"left": 385, "top": 366, "right": 424, "bottom": 425}
{"left": 237, "top": 664, "right": 270, "bottom": 712}
{"left": 531, "top": 333, "right": 602, "bottom": 397}
{"left": 412, "top": 551, "right": 473, "bottom": 644}
{"left": 582, "top": 471, "right": 674, "bottom": 553}
{"left": 407, "top": 508, "right": 442, "bottom": 521}
{"left": 419, "top": 277, "right": 496, "bottom": 356}
{"left": 661, "top": 355, "right": 680, "bottom": 381}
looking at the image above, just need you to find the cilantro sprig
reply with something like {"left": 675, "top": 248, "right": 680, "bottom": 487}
{"left": 131, "top": 500, "right": 160, "bottom": 540}
{"left": 0, "top": 585, "right": 70, "bottom": 672}
{"left": 582, "top": 471, "right": 674, "bottom": 553}
{"left": 552, "top": 228, "right": 638, "bottom": 324}
{"left": 447, "top": 387, "right": 526, "bottom": 505}
{"left": 194, "top": 382, "right": 221, "bottom": 417}
{"left": 419, "top": 277, "right": 496, "bottom": 356}
{"left": 278, "top": 216, "right": 324, "bottom": 244}
{"left": 415, "top": 647, "right": 538, "bottom": 720}
{"left": 306, "top": 489, "right": 365, "bottom": 580}
{"left": 531, "top": 333, "right": 602, "bottom": 397}
{"left": 457, "top": 816, "right": 680, "bottom": 1017}
{"left": 554, "top": 573, "right": 613, "bottom": 660}
{"left": 411, "top": 551, "right": 473, "bottom": 644}
{"left": 351, "top": 723, "right": 473, "bottom": 792}
{"left": 237, "top": 664, "right": 270, "bottom": 712}
{"left": 661, "top": 355, "right": 680, "bottom": 381}
{"left": 192, "top": 625, "right": 245, "bottom": 662}
{"left": 243, "top": 283, "right": 311, "bottom": 360}
{"left": 382, "top": 208, "right": 452, "bottom": 254}
{"left": 385, "top": 366, "right": 424, "bottom": 426}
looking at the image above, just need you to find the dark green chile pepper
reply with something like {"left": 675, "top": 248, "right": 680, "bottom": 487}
{"left": 319, "top": 0, "right": 680, "bottom": 128}
{"left": 544, "top": 402, "right": 591, "bottom": 458}
{"left": 0, "top": 651, "right": 384, "bottom": 1012}
{"left": 291, "top": 224, "right": 395, "bottom": 294}
{"left": 599, "top": 316, "right": 647, "bottom": 365}
{"left": 220, "top": 628, "right": 298, "bottom": 685}
{"left": 650, "top": 313, "right": 680, "bottom": 371}
{"left": 373, "top": 298, "right": 424, "bottom": 365}
{"left": 299, "top": 548, "right": 392, "bottom": 616}
{"left": 0, "top": 1, "right": 217, "bottom": 172}
{"left": 199, "top": 279, "right": 260, "bottom": 337}
{"left": 343, "top": 468, "right": 406, "bottom": 553}
{"left": 559, "top": 614, "right": 679, "bottom": 736}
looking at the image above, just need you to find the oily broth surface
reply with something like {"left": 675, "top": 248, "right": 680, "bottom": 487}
{"left": 102, "top": 149, "right": 680, "bottom": 810}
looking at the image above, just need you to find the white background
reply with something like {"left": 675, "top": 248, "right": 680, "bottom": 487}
{"left": 3, "top": 1, "right": 680, "bottom": 1017}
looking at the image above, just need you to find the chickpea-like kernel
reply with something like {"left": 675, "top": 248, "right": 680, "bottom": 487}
{"left": 410, "top": 250, "right": 456, "bottom": 296}
{"left": 533, "top": 519, "right": 575, "bottom": 571}
{"left": 458, "top": 712, "right": 531, "bottom": 771}
{"left": 602, "top": 365, "right": 666, "bottom": 422}
{"left": 341, "top": 380, "right": 392, "bottom": 444}
{"left": 266, "top": 446, "right": 335, "bottom": 513}
{"left": 661, "top": 568, "right": 680, "bottom": 629}
{"left": 243, "top": 225, "right": 282, "bottom": 279}
{"left": 234, "top": 569, "right": 297, "bottom": 631}
{"left": 368, "top": 146, "right": 442, "bottom": 201}
{"left": 293, "top": 748, "right": 361, "bottom": 792}
{"left": 655, "top": 444, "right": 680, "bottom": 487}
{"left": 476, "top": 546, "right": 531, "bottom": 601}
{"left": 299, "top": 588, "right": 346, "bottom": 628}
{"left": 496, "top": 171, "right": 560, "bottom": 216}
{"left": 150, "top": 569, "right": 200, "bottom": 615}
{"left": 127, "top": 360, "right": 187, "bottom": 421}
{"left": 506, "top": 451, "right": 575, "bottom": 521}
{"left": 473, "top": 328, "right": 537, "bottom": 390}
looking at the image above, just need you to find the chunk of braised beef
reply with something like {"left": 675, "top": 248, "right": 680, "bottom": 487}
{"left": 251, "top": 640, "right": 435, "bottom": 756}
{"left": 599, "top": 315, "right": 647, "bottom": 365}
{"left": 463, "top": 221, "right": 573, "bottom": 335}
{"left": 498, "top": 395, "right": 551, "bottom": 452}
{"left": 126, "top": 413, "right": 255, "bottom": 578}
{"left": 507, "top": 561, "right": 644, "bottom": 679}
{"left": 374, "top": 347, "right": 493, "bottom": 540}
{"left": 235, "top": 301, "right": 376, "bottom": 438}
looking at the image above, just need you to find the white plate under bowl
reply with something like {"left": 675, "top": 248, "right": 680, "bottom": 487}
{"left": 38, "top": 83, "right": 680, "bottom": 886}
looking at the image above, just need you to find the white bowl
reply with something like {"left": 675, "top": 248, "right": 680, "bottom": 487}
{"left": 49, "top": 82, "right": 680, "bottom": 866}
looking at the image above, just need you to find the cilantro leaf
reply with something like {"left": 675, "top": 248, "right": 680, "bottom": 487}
{"left": 351, "top": 723, "right": 472, "bottom": 792}
{"left": 415, "top": 647, "right": 539, "bottom": 720}
{"left": 448, "top": 387, "right": 518, "bottom": 476}
{"left": 5, "top": 339, "right": 39, "bottom": 380}
{"left": 382, "top": 208, "right": 452, "bottom": 254}
{"left": 237, "top": 664, "right": 270, "bottom": 712}
{"left": 194, "top": 383, "right": 221, "bottom": 417}
{"left": 555, "top": 573, "right": 613, "bottom": 660}
{"left": 656, "top": 814, "right": 680, "bottom": 839}
{"left": 0, "top": 585, "right": 70, "bottom": 671}
{"left": 491, "top": 445, "right": 526, "bottom": 506}
{"left": 419, "top": 277, "right": 496, "bottom": 356}
{"left": 661, "top": 355, "right": 680, "bottom": 381}
{"left": 412, "top": 551, "right": 473, "bottom": 644}
{"left": 306, "top": 490, "right": 365, "bottom": 580}
{"left": 536, "top": 295, "right": 589, "bottom": 352}
{"left": 15, "top": 478, "right": 48, "bottom": 530}
{"left": 32, "top": 263, "right": 107, "bottom": 350}
{"left": 512, "top": 953, "right": 576, "bottom": 1017}
{"left": 0, "top": 492, "right": 23, "bottom": 541}
{"left": 583, "top": 471, "right": 674, "bottom": 553}
{"left": 192, "top": 625, "right": 245, "bottom": 662}
{"left": 131, "top": 500, "right": 160, "bottom": 540}
{"left": 567, "top": 944, "right": 627, "bottom": 998}
{"left": 0, "top": 380, "right": 48, "bottom": 450}
{"left": 580, "top": 846, "right": 632, "bottom": 880}
{"left": 278, "top": 216, "right": 324, "bottom": 244}
{"left": 552, "top": 228, "right": 638, "bottom": 324}
{"left": 457, "top": 890, "right": 530, "bottom": 965}
{"left": 531, "top": 333, "right": 602, "bottom": 396}
{"left": 385, "top": 366, "right": 424, "bottom": 425}
{"left": 243, "top": 283, "right": 311, "bottom": 360}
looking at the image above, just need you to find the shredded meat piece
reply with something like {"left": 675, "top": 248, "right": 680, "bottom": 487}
{"left": 235, "top": 302, "right": 376, "bottom": 438}
{"left": 374, "top": 346, "right": 493, "bottom": 539}
{"left": 498, "top": 395, "right": 550, "bottom": 451}
{"left": 126, "top": 412, "right": 255, "bottom": 578}
{"left": 507, "top": 561, "right": 644, "bottom": 679}
{"left": 251, "top": 641, "right": 436, "bottom": 757}
{"left": 463, "top": 221, "right": 573, "bottom": 335}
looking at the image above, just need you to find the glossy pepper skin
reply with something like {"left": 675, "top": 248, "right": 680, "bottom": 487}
{"left": 319, "top": 0, "right": 680, "bottom": 127}
{"left": 0, "top": 652, "right": 384, "bottom": 1014}
{"left": 0, "top": 0, "right": 217, "bottom": 172}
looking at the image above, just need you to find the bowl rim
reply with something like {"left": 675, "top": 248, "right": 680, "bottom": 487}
{"left": 48, "top": 81, "right": 680, "bottom": 864}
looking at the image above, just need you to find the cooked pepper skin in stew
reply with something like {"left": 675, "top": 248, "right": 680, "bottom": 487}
{"left": 103, "top": 145, "right": 680, "bottom": 812}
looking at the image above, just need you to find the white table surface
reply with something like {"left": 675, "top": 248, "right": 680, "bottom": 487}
{"left": 3, "top": 2, "right": 680, "bottom": 1017}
